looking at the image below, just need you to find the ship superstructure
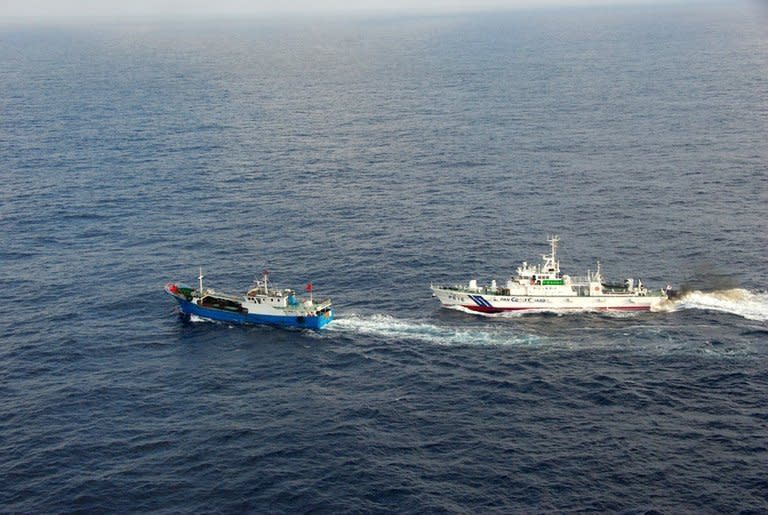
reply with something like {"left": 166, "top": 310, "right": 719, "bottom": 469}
{"left": 431, "top": 236, "right": 672, "bottom": 314}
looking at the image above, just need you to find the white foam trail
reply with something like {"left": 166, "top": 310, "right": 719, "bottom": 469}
{"left": 673, "top": 289, "right": 768, "bottom": 321}
{"left": 188, "top": 314, "right": 231, "bottom": 326}
{"left": 329, "top": 314, "right": 540, "bottom": 346}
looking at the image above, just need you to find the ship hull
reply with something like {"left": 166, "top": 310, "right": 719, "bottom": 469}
{"left": 170, "top": 296, "right": 334, "bottom": 330}
{"left": 432, "top": 287, "right": 665, "bottom": 314}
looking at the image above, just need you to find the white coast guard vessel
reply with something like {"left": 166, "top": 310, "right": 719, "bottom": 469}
{"left": 165, "top": 269, "right": 333, "bottom": 329}
{"left": 431, "top": 236, "right": 673, "bottom": 315}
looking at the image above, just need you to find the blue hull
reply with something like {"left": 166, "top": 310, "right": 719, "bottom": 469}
{"left": 171, "top": 297, "right": 333, "bottom": 330}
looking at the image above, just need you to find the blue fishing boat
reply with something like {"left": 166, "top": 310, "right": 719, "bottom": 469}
{"left": 165, "top": 269, "right": 333, "bottom": 330}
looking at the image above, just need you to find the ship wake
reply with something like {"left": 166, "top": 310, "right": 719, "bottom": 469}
{"left": 329, "top": 314, "right": 540, "bottom": 346}
{"left": 671, "top": 288, "right": 768, "bottom": 322}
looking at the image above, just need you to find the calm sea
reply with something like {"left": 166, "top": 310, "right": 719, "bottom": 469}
{"left": 1, "top": 3, "right": 767, "bottom": 512}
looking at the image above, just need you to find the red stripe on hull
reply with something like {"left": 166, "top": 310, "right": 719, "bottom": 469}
{"left": 463, "top": 305, "right": 506, "bottom": 313}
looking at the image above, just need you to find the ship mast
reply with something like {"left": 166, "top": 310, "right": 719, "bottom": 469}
{"left": 198, "top": 267, "right": 204, "bottom": 295}
{"left": 545, "top": 235, "right": 560, "bottom": 273}
{"left": 549, "top": 235, "right": 559, "bottom": 263}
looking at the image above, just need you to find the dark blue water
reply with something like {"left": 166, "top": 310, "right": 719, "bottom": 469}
{"left": 2, "top": 3, "right": 768, "bottom": 512}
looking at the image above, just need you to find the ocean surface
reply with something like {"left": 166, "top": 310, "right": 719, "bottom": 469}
{"left": 2, "top": 2, "right": 767, "bottom": 512}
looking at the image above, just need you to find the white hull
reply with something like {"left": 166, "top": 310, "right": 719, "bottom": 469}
{"left": 431, "top": 286, "right": 666, "bottom": 314}
{"left": 431, "top": 235, "right": 672, "bottom": 316}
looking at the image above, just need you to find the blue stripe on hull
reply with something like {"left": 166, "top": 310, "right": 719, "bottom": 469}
{"left": 469, "top": 295, "right": 493, "bottom": 308}
{"left": 172, "top": 297, "right": 333, "bottom": 330}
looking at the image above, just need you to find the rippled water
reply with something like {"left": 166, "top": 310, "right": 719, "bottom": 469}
{"left": 2, "top": 3, "right": 767, "bottom": 512}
